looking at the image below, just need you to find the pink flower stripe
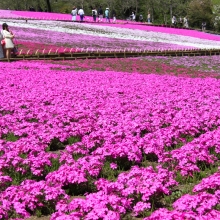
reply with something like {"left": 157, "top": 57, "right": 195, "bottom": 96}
{"left": 97, "top": 23, "right": 220, "bottom": 42}
{"left": 145, "top": 56, "right": 220, "bottom": 73}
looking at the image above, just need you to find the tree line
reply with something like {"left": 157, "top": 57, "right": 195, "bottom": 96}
{"left": 0, "top": 0, "right": 219, "bottom": 31}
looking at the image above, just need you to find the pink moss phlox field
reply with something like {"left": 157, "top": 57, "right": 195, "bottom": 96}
{"left": 145, "top": 168, "right": 220, "bottom": 219}
{"left": 51, "top": 165, "right": 176, "bottom": 219}
{"left": 173, "top": 191, "right": 220, "bottom": 215}
{"left": 97, "top": 23, "right": 220, "bottom": 42}
{"left": 144, "top": 208, "right": 220, "bottom": 220}
{"left": 11, "top": 26, "right": 193, "bottom": 51}
{"left": 0, "top": 9, "right": 70, "bottom": 20}
{"left": 1, "top": 9, "right": 220, "bottom": 42}
{"left": 145, "top": 56, "right": 220, "bottom": 74}
{"left": 0, "top": 180, "right": 69, "bottom": 219}
{"left": 50, "top": 58, "right": 219, "bottom": 78}
{"left": 193, "top": 169, "right": 220, "bottom": 193}
{"left": 15, "top": 40, "right": 80, "bottom": 54}
{"left": 0, "top": 60, "right": 220, "bottom": 218}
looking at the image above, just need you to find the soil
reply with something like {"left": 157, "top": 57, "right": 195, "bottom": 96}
{"left": 28, "top": 216, "right": 50, "bottom": 220}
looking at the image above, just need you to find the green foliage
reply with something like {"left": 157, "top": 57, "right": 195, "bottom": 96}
{"left": 163, "top": 163, "right": 218, "bottom": 208}
{"left": 142, "top": 152, "right": 159, "bottom": 163}
{"left": 213, "top": 4, "right": 220, "bottom": 31}
{"left": 63, "top": 174, "right": 97, "bottom": 196}
{"left": 188, "top": 0, "right": 214, "bottom": 29}
{"left": 212, "top": 0, "right": 220, "bottom": 4}
{"left": 67, "top": 135, "right": 81, "bottom": 145}
{"left": 0, "top": 109, "right": 14, "bottom": 115}
{"left": 48, "top": 135, "right": 81, "bottom": 151}
{"left": 163, "top": 189, "right": 183, "bottom": 206}
{"left": 175, "top": 164, "right": 218, "bottom": 185}
{"left": 72, "top": 153, "right": 85, "bottom": 161}
{"left": 3, "top": 155, "right": 60, "bottom": 186}
{"left": 52, "top": 1, "right": 72, "bottom": 14}
{"left": 100, "top": 160, "right": 123, "bottom": 181}
{"left": 5, "top": 165, "right": 34, "bottom": 185}
{"left": 44, "top": 158, "right": 61, "bottom": 174}
{"left": 1, "top": 132, "right": 20, "bottom": 142}
{"left": 209, "top": 146, "right": 220, "bottom": 160}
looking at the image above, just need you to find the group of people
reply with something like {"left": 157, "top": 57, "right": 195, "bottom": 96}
{"left": 130, "top": 12, "right": 151, "bottom": 23}
{"left": 172, "top": 16, "right": 189, "bottom": 28}
{"left": 91, "top": 7, "right": 111, "bottom": 23}
{"left": 0, "top": 23, "right": 15, "bottom": 62}
{"left": 71, "top": 6, "right": 154, "bottom": 23}
{"left": 71, "top": 6, "right": 115, "bottom": 23}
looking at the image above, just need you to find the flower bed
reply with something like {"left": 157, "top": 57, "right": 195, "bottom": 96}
{"left": 12, "top": 26, "right": 193, "bottom": 52}
{"left": 0, "top": 60, "right": 220, "bottom": 219}
{"left": 1, "top": 9, "right": 220, "bottom": 220}
{"left": 143, "top": 56, "right": 220, "bottom": 73}
{"left": 2, "top": 11, "right": 220, "bottom": 50}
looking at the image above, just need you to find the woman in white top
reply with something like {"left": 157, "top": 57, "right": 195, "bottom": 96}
{"left": 0, "top": 30, "right": 4, "bottom": 59}
{"left": 71, "top": 6, "right": 77, "bottom": 22}
{"left": 2, "top": 23, "right": 14, "bottom": 62}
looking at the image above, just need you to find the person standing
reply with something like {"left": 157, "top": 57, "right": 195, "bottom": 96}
{"left": 139, "top": 14, "right": 143, "bottom": 22}
{"left": 202, "top": 21, "right": 206, "bottom": 31}
{"left": 183, "top": 16, "right": 188, "bottom": 28}
{"left": 0, "top": 29, "right": 4, "bottom": 59}
{"left": 2, "top": 23, "right": 14, "bottom": 62}
{"left": 172, "top": 15, "right": 177, "bottom": 27}
{"left": 98, "top": 6, "right": 103, "bottom": 22}
{"left": 112, "top": 9, "right": 116, "bottom": 23}
{"left": 71, "top": 6, "right": 77, "bottom": 22}
{"left": 131, "top": 12, "right": 136, "bottom": 21}
{"left": 147, "top": 13, "right": 151, "bottom": 23}
{"left": 78, "top": 8, "right": 85, "bottom": 22}
{"left": 113, "top": 14, "right": 116, "bottom": 23}
{"left": 92, "top": 8, "right": 97, "bottom": 22}
{"left": 105, "top": 8, "right": 110, "bottom": 23}
{"left": 179, "top": 16, "right": 183, "bottom": 26}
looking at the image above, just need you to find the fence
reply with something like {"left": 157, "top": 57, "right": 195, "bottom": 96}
{"left": 1, "top": 48, "right": 220, "bottom": 61}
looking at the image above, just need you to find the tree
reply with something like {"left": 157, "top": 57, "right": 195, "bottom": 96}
{"left": 45, "top": 0, "right": 52, "bottom": 12}
{"left": 188, "top": 0, "right": 213, "bottom": 29}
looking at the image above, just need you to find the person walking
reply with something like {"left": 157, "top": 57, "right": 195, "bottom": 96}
{"left": 71, "top": 6, "right": 77, "bottom": 22}
{"left": 98, "top": 6, "right": 103, "bottom": 22}
{"left": 105, "top": 8, "right": 110, "bottom": 23}
{"left": 2, "top": 23, "right": 14, "bottom": 62}
{"left": 78, "top": 8, "right": 85, "bottom": 22}
{"left": 92, "top": 8, "right": 97, "bottom": 22}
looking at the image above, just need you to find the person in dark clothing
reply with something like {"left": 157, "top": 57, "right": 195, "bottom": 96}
{"left": 202, "top": 21, "right": 206, "bottom": 31}
{"left": 139, "top": 14, "right": 143, "bottom": 22}
{"left": 98, "top": 6, "right": 103, "bottom": 22}
{"left": 112, "top": 9, "right": 116, "bottom": 23}
{"left": 92, "top": 8, "right": 98, "bottom": 22}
